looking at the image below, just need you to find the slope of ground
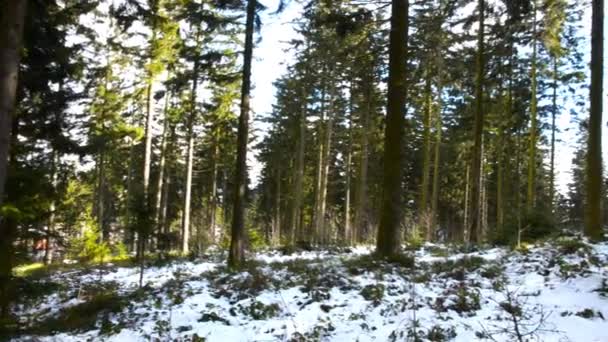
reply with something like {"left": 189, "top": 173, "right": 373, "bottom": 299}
{"left": 9, "top": 237, "right": 608, "bottom": 341}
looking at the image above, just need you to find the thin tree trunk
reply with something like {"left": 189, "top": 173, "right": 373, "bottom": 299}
{"left": 319, "top": 98, "right": 334, "bottom": 244}
{"left": 209, "top": 132, "right": 219, "bottom": 244}
{"left": 228, "top": 0, "right": 255, "bottom": 268}
{"left": 182, "top": 58, "right": 200, "bottom": 256}
{"left": 463, "top": 165, "right": 470, "bottom": 241}
{"left": 138, "top": 9, "right": 160, "bottom": 287}
{"left": 550, "top": 57, "right": 558, "bottom": 212}
{"left": 527, "top": 0, "right": 538, "bottom": 213}
{"left": 497, "top": 31, "right": 514, "bottom": 238}
{"left": 585, "top": 0, "right": 603, "bottom": 239}
{"left": 290, "top": 79, "right": 307, "bottom": 245}
{"left": 467, "top": 0, "right": 484, "bottom": 244}
{"left": 312, "top": 78, "right": 327, "bottom": 244}
{"left": 154, "top": 92, "right": 170, "bottom": 245}
{"left": 344, "top": 81, "right": 354, "bottom": 244}
{"left": 420, "top": 71, "right": 432, "bottom": 235}
{"left": 273, "top": 164, "right": 281, "bottom": 245}
{"left": 430, "top": 93, "right": 442, "bottom": 241}
{"left": 376, "top": 0, "right": 409, "bottom": 257}
{"left": 45, "top": 146, "right": 59, "bottom": 265}
{"left": 354, "top": 78, "right": 371, "bottom": 244}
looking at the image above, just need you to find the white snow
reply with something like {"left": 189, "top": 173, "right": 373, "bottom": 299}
{"left": 11, "top": 238, "right": 608, "bottom": 341}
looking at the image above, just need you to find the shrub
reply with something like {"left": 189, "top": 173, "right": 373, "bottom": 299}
{"left": 238, "top": 300, "right": 281, "bottom": 320}
{"left": 69, "top": 224, "right": 111, "bottom": 264}
{"left": 556, "top": 238, "right": 590, "bottom": 255}
{"left": 360, "top": 284, "right": 385, "bottom": 305}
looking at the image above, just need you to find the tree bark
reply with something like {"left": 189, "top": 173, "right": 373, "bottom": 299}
{"left": 467, "top": 0, "right": 484, "bottom": 244}
{"left": 290, "top": 78, "right": 307, "bottom": 245}
{"left": 209, "top": 131, "right": 219, "bottom": 244}
{"left": 430, "top": 92, "right": 442, "bottom": 241}
{"left": 420, "top": 71, "right": 432, "bottom": 235}
{"left": 182, "top": 58, "right": 200, "bottom": 255}
{"left": 377, "top": 0, "right": 408, "bottom": 257}
{"left": 0, "top": 0, "right": 26, "bottom": 212}
{"left": 354, "top": 77, "right": 371, "bottom": 243}
{"left": 155, "top": 91, "right": 170, "bottom": 245}
{"left": 527, "top": 0, "right": 538, "bottom": 213}
{"left": 585, "top": 0, "right": 603, "bottom": 240}
{"left": 0, "top": 0, "right": 26, "bottom": 318}
{"left": 228, "top": 0, "right": 255, "bottom": 268}
{"left": 550, "top": 57, "right": 558, "bottom": 212}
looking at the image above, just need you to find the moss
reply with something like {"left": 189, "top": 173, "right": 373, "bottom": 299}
{"left": 31, "top": 292, "right": 128, "bottom": 335}
{"left": 556, "top": 238, "right": 590, "bottom": 255}
{"left": 480, "top": 264, "right": 503, "bottom": 279}
{"left": 426, "top": 325, "right": 457, "bottom": 341}
{"left": 237, "top": 300, "right": 281, "bottom": 320}
{"left": 360, "top": 284, "right": 385, "bottom": 305}
{"left": 575, "top": 308, "right": 604, "bottom": 320}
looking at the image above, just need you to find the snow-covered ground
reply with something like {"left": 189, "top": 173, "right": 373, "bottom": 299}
{"left": 11, "top": 238, "right": 608, "bottom": 341}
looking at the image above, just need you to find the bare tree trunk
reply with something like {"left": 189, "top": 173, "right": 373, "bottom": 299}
{"left": 420, "top": 72, "right": 432, "bottom": 236}
{"left": 377, "top": 0, "right": 409, "bottom": 257}
{"left": 209, "top": 133, "right": 219, "bottom": 244}
{"left": 354, "top": 79, "right": 371, "bottom": 244}
{"left": 550, "top": 57, "right": 557, "bottom": 212}
{"left": 154, "top": 93, "right": 170, "bottom": 245}
{"left": 290, "top": 80, "right": 307, "bottom": 245}
{"left": 0, "top": 0, "right": 26, "bottom": 212}
{"left": 273, "top": 165, "right": 281, "bottom": 245}
{"left": 318, "top": 94, "right": 334, "bottom": 244}
{"left": 467, "top": 0, "right": 484, "bottom": 244}
{"left": 0, "top": 0, "right": 27, "bottom": 318}
{"left": 430, "top": 93, "right": 442, "bottom": 241}
{"left": 182, "top": 58, "right": 200, "bottom": 256}
{"left": 344, "top": 82, "right": 354, "bottom": 244}
{"left": 463, "top": 165, "right": 470, "bottom": 242}
{"left": 45, "top": 148, "right": 59, "bottom": 265}
{"left": 228, "top": 0, "right": 255, "bottom": 268}
{"left": 585, "top": 0, "right": 603, "bottom": 239}
{"left": 527, "top": 0, "right": 538, "bottom": 213}
{"left": 312, "top": 78, "right": 327, "bottom": 244}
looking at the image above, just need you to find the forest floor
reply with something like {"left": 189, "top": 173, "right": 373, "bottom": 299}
{"left": 8, "top": 235, "right": 608, "bottom": 342}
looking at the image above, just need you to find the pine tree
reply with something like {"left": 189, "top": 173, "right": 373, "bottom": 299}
{"left": 377, "top": 0, "right": 408, "bottom": 257}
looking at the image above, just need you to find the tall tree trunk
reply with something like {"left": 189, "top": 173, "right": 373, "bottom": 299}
{"left": 354, "top": 79, "right": 371, "bottom": 244}
{"left": 585, "top": 0, "right": 603, "bottom": 240}
{"left": 527, "top": 0, "right": 538, "bottom": 213}
{"left": 430, "top": 92, "right": 442, "bottom": 241}
{"left": 0, "top": 0, "right": 26, "bottom": 319}
{"left": 550, "top": 57, "right": 558, "bottom": 212}
{"left": 467, "top": 0, "right": 484, "bottom": 244}
{"left": 45, "top": 145, "right": 59, "bottom": 265}
{"left": 312, "top": 78, "right": 327, "bottom": 244}
{"left": 155, "top": 92, "right": 170, "bottom": 244}
{"left": 376, "top": 0, "right": 408, "bottom": 257}
{"left": 319, "top": 97, "right": 334, "bottom": 244}
{"left": 497, "top": 31, "right": 514, "bottom": 239}
{"left": 182, "top": 58, "right": 200, "bottom": 256}
{"left": 0, "top": 0, "right": 26, "bottom": 212}
{"left": 290, "top": 80, "right": 307, "bottom": 245}
{"left": 273, "top": 164, "right": 281, "bottom": 245}
{"left": 228, "top": 0, "right": 255, "bottom": 268}
{"left": 463, "top": 165, "right": 470, "bottom": 241}
{"left": 420, "top": 71, "right": 432, "bottom": 234}
{"left": 344, "top": 81, "right": 354, "bottom": 244}
{"left": 209, "top": 131, "right": 219, "bottom": 244}
{"left": 138, "top": 10, "right": 159, "bottom": 287}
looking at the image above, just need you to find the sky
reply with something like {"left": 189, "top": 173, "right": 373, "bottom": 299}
{"left": 248, "top": 0, "right": 608, "bottom": 196}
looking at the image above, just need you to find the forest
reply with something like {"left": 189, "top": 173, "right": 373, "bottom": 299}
{"left": 0, "top": 0, "right": 606, "bottom": 340}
